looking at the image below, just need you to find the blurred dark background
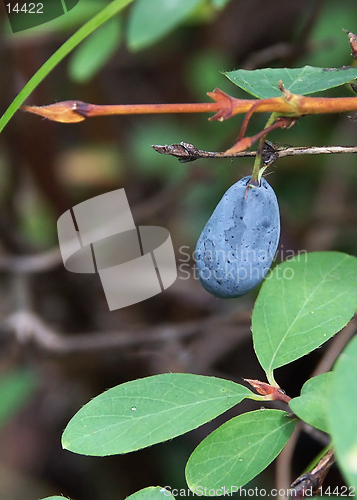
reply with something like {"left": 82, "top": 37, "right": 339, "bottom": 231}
{"left": 0, "top": 0, "right": 356, "bottom": 498}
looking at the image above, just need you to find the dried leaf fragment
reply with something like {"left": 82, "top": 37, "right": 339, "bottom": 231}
{"left": 344, "top": 29, "right": 357, "bottom": 60}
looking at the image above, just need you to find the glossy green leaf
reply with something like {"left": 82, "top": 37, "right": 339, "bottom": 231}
{"left": 127, "top": 0, "right": 203, "bottom": 51}
{"left": 186, "top": 410, "right": 295, "bottom": 492}
{"left": 127, "top": 487, "right": 175, "bottom": 500}
{"left": 224, "top": 66, "right": 357, "bottom": 98}
{"left": 62, "top": 373, "right": 252, "bottom": 456}
{"left": 329, "top": 335, "right": 357, "bottom": 490}
{"left": 68, "top": 16, "right": 122, "bottom": 83}
{"left": 252, "top": 252, "right": 357, "bottom": 380}
{"left": 289, "top": 372, "right": 332, "bottom": 433}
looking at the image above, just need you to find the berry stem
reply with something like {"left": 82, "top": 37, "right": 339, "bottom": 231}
{"left": 250, "top": 113, "right": 278, "bottom": 186}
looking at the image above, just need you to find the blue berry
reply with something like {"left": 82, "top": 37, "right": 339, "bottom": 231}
{"left": 195, "top": 176, "right": 280, "bottom": 298}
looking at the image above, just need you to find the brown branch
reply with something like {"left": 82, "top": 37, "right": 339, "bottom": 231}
{"left": 277, "top": 145, "right": 357, "bottom": 158}
{"left": 289, "top": 449, "right": 335, "bottom": 499}
{"left": 152, "top": 142, "right": 357, "bottom": 163}
{"left": 1, "top": 310, "right": 250, "bottom": 355}
{"left": 21, "top": 89, "right": 357, "bottom": 124}
{"left": 21, "top": 89, "right": 291, "bottom": 123}
{"left": 225, "top": 116, "right": 297, "bottom": 154}
{"left": 21, "top": 88, "right": 357, "bottom": 156}
{"left": 21, "top": 90, "right": 243, "bottom": 123}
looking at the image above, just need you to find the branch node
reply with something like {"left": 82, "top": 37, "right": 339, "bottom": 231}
{"left": 279, "top": 80, "right": 293, "bottom": 101}
{"left": 152, "top": 142, "right": 201, "bottom": 162}
{"left": 207, "top": 88, "right": 236, "bottom": 121}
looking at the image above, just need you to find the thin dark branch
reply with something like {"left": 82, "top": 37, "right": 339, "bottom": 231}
{"left": 152, "top": 142, "right": 357, "bottom": 165}
{"left": 289, "top": 449, "right": 335, "bottom": 499}
{"left": 152, "top": 142, "right": 256, "bottom": 162}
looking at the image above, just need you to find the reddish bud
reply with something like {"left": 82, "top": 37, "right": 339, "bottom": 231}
{"left": 244, "top": 379, "right": 276, "bottom": 396}
{"left": 244, "top": 378, "right": 291, "bottom": 403}
{"left": 22, "top": 101, "right": 86, "bottom": 123}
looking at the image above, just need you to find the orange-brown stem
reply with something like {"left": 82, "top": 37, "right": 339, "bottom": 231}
{"left": 22, "top": 90, "right": 357, "bottom": 124}
{"left": 22, "top": 100, "right": 223, "bottom": 123}
{"left": 19, "top": 89, "right": 303, "bottom": 124}
{"left": 80, "top": 102, "right": 223, "bottom": 116}
{"left": 236, "top": 101, "right": 264, "bottom": 140}
{"left": 225, "top": 117, "right": 295, "bottom": 154}
{"left": 292, "top": 95, "right": 357, "bottom": 114}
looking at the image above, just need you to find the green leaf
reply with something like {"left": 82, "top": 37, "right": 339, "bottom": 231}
{"left": 68, "top": 17, "right": 122, "bottom": 83}
{"left": 224, "top": 66, "right": 357, "bottom": 98}
{"left": 289, "top": 372, "right": 332, "bottom": 433}
{"left": 127, "top": 0, "right": 203, "bottom": 51}
{"left": 185, "top": 409, "right": 295, "bottom": 493}
{"left": 126, "top": 486, "right": 175, "bottom": 500}
{"left": 252, "top": 252, "right": 357, "bottom": 381}
{"left": 328, "top": 335, "right": 357, "bottom": 490}
{"left": 62, "top": 373, "right": 252, "bottom": 456}
{"left": 40, "top": 497, "right": 71, "bottom": 500}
